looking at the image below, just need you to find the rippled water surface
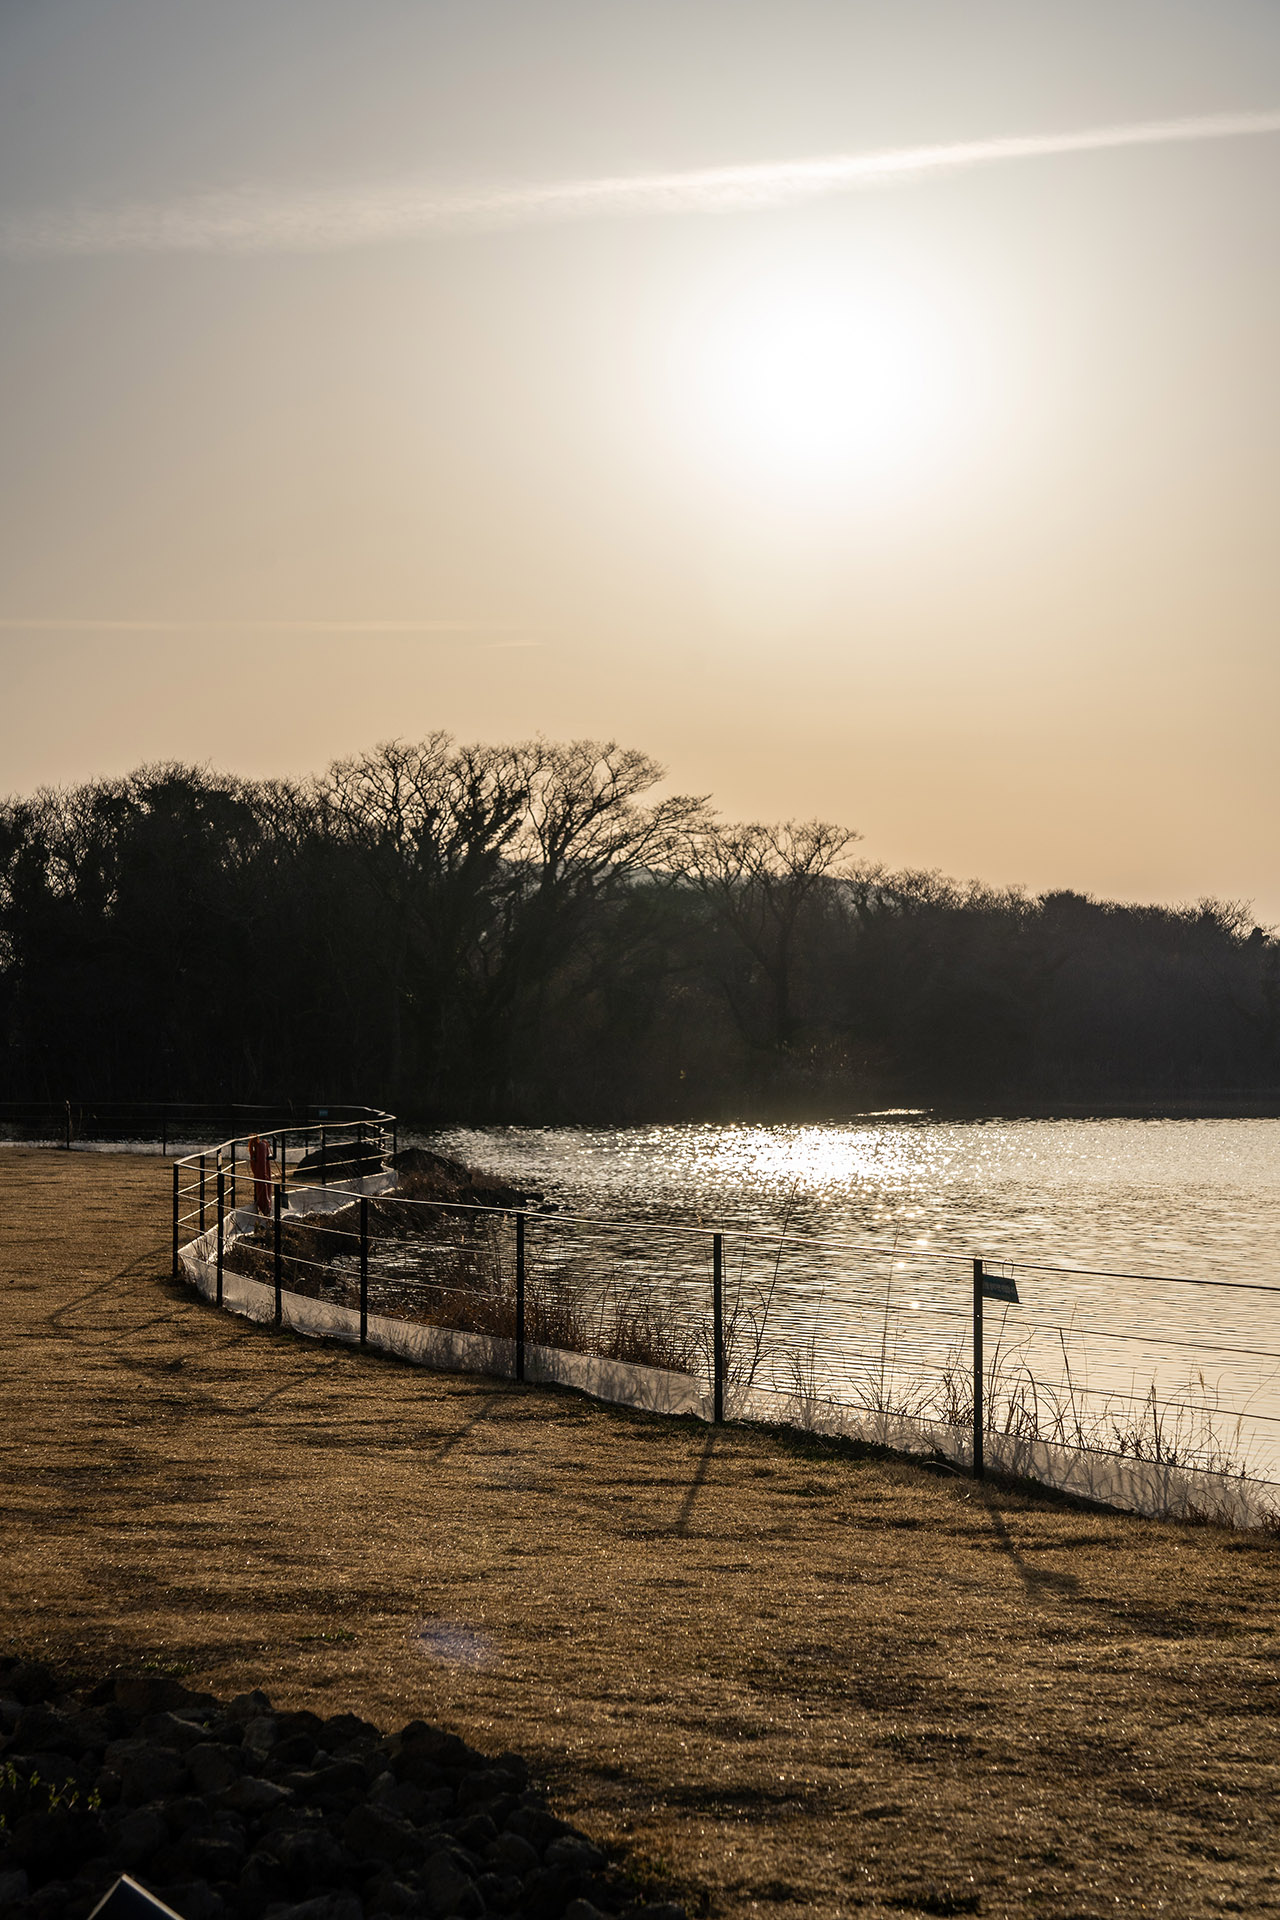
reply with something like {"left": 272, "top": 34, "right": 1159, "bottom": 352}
{"left": 432, "top": 1117, "right": 1280, "bottom": 1278}
{"left": 429, "top": 1119, "right": 1280, "bottom": 1481}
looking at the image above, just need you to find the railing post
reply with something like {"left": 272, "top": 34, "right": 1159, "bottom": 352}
{"left": 972, "top": 1258, "right": 985, "bottom": 1482}
{"left": 216, "top": 1170, "right": 225, "bottom": 1309}
{"left": 320, "top": 1126, "right": 327, "bottom": 1187}
{"left": 359, "top": 1196, "right": 369, "bottom": 1348}
{"left": 229, "top": 1138, "right": 236, "bottom": 1212}
{"left": 279, "top": 1131, "right": 288, "bottom": 1200}
{"left": 712, "top": 1232, "right": 724, "bottom": 1424}
{"left": 64, "top": 1101, "right": 72, "bottom": 1151}
{"left": 199, "top": 1154, "right": 207, "bottom": 1232}
{"left": 273, "top": 1185, "right": 283, "bottom": 1329}
{"left": 171, "top": 1162, "right": 180, "bottom": 1280}
{"left": 515, "top": 1211, "right": 526, "bottom": 1383}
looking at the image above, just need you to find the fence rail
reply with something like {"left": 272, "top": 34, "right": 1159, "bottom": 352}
{"left": 166, "top": 1116, "right": 1280, "bottom": 1529}
{"left": 1, "top": 1098, "right": 393, "bottom": 1156}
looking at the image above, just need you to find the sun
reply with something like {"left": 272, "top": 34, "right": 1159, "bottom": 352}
{"left": 675, "top": 260, "right": 970, "bottom": 501}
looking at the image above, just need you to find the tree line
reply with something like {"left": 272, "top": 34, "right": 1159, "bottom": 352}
{"left": 1, "top": 737, "right": 1276, "bottom": 1119}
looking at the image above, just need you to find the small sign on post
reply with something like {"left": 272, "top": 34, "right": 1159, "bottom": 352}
{"left": 972, "top": 1258, "right": 1021, "bottom": 1481}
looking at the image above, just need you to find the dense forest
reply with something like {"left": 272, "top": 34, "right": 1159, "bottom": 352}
{"left": 1, "top": 737, "right": 1276, "bottom": 1120}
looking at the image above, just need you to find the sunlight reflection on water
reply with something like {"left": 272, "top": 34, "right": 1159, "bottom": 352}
{"left": 433, "top": 1118, "right": 1280, "bottom": 1279}
{"left": 427, "top": 1119, "right": 1280, "bottom": 1482}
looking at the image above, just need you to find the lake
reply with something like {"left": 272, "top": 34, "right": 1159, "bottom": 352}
{"left": 426, "top": 1117, "right": 1280, "bottom": 1484}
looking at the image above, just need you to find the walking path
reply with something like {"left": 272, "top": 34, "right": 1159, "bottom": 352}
{"left": 3, "top": 1149, "right": 1279, "bottom": 1918}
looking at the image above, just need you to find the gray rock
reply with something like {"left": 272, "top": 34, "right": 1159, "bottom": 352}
{"left": 372, "top": 1780, "right": 426, "bottom": 1825}
{"left": 162, "top": 1793, "right": 214, "bottom": 1835}
{"left": 241, "top": 1715, "right": 280, "bottom": 1763}
{"left": 11, "top": 1703, "right": 78, "bottom": 1752}
{"left": 110, "top": 1806, "right": 168, "bottom": 1870}
{"left": 219, "top": 1774, "right": 292, "bottom": 1815}
{"left": 547, "top": 1835, "right": 607, "bottom": 1872}
{"left": 423, "top": 1847, "right": 478, "bottom": 1915}
{"left": 186, "top": 1742, "right": 242, "bottom": 1794}
{"left": 139, "top": 1711, "right": 210, "bottom": 1753}
{"left": 342, "top": 1800, "right": 418, "bottom": 1865}
{"left": 275, "top": 1825, "right": 349, "bottom": 1890}
{"left": 456, "top": 1812, "right": 497, "bottom": 1851}
{"left": 25, "top": 1876, "right": 71, "bottom": 1917}
{"left": 6, "top": 1661, "right": 57, "bottom": 1705}
{"left": 237, "top": 1845, "right": 289, "bottom": 1907}
{"left": 490, "top": 1830, "right": 540, "bottom": 1876}
{"left": 114, "top": 1674, "right": 210, "bottom": 1718}
{"left": 160, "top": 1831, "right": 245, "bottom": 1883}
{"left": 505, "top": 1803, "right": 562, "bottom": 1847}
{"left": 364, "top": 1875, "right": 418, "bottom": 1915}
{"left": 68, "top": 1708, "right": 128, "bottom": 1753}
{"left": 120, "top": 1746, "right": 188, "bottom": 1806}
{"left": 160, "top": 1880, "right": 224, "bottom": 1920}
{"left": 0, "top": 1867, "right": 30, "bottom": 1906}
{"left": 477, "top": 1869, "right": 523, "bottom": 1911}
{"left": 93, "top": 1765, "right": 124, "bottom": 1808}
{"left": 228, "top": 1690, "right": 272, "bottom": 1723}
{"left": 0, "top": 1670, "right": 678, "bottom": 1920}
{"left": 318, "top": 1713, "right": 380, "bottom": 1750}
{"left": 267, "top": 1897, "right": 363, "bottom": 1920}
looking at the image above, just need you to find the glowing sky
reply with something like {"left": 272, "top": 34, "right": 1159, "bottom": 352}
{"left": 2, "top": 2, "right": 1278, "bottom": 920}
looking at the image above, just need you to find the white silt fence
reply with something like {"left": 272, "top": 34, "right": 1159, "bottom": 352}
{"left": 725, "top": 1386, "right": 1278, "bottom": 1529}
{"left": 178, "top": 1179, "right": 709, "bottom": 1421}
{"left": 177, "top": 1180, "right": 1277, "bottom": 1530}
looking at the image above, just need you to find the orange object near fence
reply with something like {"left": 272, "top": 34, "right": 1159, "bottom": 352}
{"left": 247, "top": 1133, "right": 273, "bottom": 1215}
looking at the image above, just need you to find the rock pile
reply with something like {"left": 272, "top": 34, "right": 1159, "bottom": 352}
{"left": 0, "top": 1661, "right": 684, "bottom": 1920}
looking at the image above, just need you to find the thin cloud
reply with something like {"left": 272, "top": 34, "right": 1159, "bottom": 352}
{"left": 0, "top": 618, "right": 522, "bottom": 635}
{"left": 2, "top": 109, "right": 1278, "bottom": 256}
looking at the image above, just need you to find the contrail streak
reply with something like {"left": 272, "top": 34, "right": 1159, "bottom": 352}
{"left": 0, "top": 618, "right": 513, "bottom": 633}
{"left": 3, "top": 109, "right": 1278, "bottom": 256}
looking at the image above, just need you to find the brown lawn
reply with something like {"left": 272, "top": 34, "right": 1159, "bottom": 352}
{"left": 2, "top": 1148, "right": 1279, "bottom": 1919}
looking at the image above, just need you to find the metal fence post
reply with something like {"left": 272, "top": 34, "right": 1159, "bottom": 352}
{"left": 359, "top": 1196, "right": 369, "bottom": 1348}
{"left": 278, "top": 1131, "right": 288, "bottom": 1200}
{"left": 64, "top": 1101, "right": 72, "bottom": 1151}
{"left": 972, "top": 1258, "right": 985, "bottom": 1482}
{"left": 199, "top": 1154, "right": 207, "bottom": 1232}
{"left": 216, "top": 1170, "right": 225, "bottom": 1309}
{"left": 320, "top": 1126, "right": 327, "bottom": 1187}
{"left": 273, "top": 1185, "right": 283, "bottom": 1329}
{"left": 712, "top": 1232, "right": 725, "bottom": 1424}
{"left": 171, "top": 1162, "right": 179, "bottom": 1280}
{"left": 515, "top": 1211, "right": 526, "bottom": 1383}
{"left": 229, "top": 1139, "right": 236, "bottom": 1212}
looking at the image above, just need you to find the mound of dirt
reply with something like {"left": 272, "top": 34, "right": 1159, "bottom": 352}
{"left": 390, "top": 1149, "right": 545, "bottom": 1211}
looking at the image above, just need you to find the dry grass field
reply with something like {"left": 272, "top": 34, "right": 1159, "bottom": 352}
{"left": 3, "top": 1148, "right": 1280, "bottom": 1919}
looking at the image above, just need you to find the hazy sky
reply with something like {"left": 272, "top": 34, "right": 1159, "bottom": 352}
{"left": 2, "top": 2, "right": 1278, "bottom": 920}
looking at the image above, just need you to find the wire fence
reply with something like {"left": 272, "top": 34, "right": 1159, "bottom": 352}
{"left": 167, "top": 1116, "right": 1280, "bottom": 1528}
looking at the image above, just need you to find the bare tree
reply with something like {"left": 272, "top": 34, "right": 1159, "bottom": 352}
{"left": 682, "top": 818, "right": 860, "bottom": 1051}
